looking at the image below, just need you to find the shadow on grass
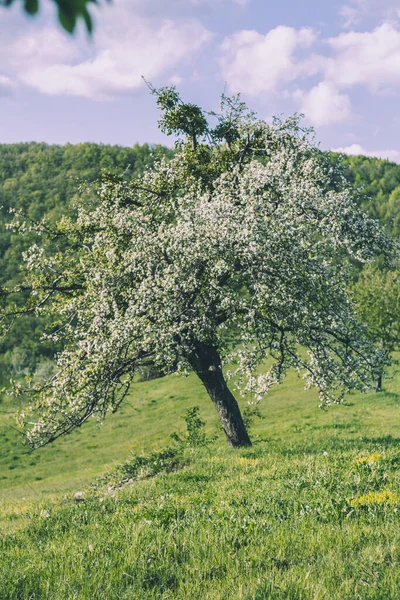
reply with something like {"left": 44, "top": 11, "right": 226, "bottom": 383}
{"left": 358, "top": 434, "right": 400, "bottom": 448}
{"left": 380, "top": 391, "right": 400, "bottom": 402}
{"left": 257, "top": 433, "right": 400, "bottom": 457}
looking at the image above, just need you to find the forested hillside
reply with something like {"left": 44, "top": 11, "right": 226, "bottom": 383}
{"left": 0, "top": 142, "right": 173, "bottom": 380}
{"left": 0, "top": 143, "right": 399, "bottom": 381}
{"left": 0, "top": 142, "right": 173, "bottom": 285}
{"left": 329, "top": 152, "right": 400, "bottom": 236}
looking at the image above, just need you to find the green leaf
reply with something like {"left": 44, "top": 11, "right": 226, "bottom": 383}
{"left": 24, "top": 0, "right": 39, "bottom": 13}
{"left": 58, "top": 8, "right": 76, "bottom": 33}
{"left": 82, "top": 7, "right": 93, "bottom": 34}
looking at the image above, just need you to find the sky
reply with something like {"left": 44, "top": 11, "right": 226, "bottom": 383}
{"left": 1, "top": 0, "right": 400, "bottom": 162}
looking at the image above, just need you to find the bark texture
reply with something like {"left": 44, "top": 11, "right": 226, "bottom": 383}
{"left": 375, "top": 373, "right": 383, "bottom": 392}
{"left": 188, "top": 342, "right": 252, "bottom": 447}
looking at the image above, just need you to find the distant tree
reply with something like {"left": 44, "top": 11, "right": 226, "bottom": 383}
{"left": 1, "top": 88, "right": 395, "bottom": 448}
{"left": 0, "top": 0, "right": 110, "bottom": 34}
{"left": 353, "top": 266, "right": 400, "bottom": 391}
{"left": 384, "top": 186, "right": 400, "bottom": 237}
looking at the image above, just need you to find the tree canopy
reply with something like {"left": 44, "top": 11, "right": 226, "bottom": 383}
{"left": 353, "top": 266, "right": 400, "bottom": 390}
{"left": 1, "top": 89, "right": 396, "bottom": 448}
{"left": 0, "top": 0, "right": 110, "bottom": 33}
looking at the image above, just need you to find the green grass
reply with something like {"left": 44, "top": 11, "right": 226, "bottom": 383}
{"left": 1, "top": 364, "right": 400, "bottom": 599}
{"left": 0, "top": 371, "right": 223, "bottom": 505}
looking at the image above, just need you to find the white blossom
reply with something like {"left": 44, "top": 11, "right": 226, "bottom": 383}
{"left": 2, "top": 90, "right": 396, "bottom": 447}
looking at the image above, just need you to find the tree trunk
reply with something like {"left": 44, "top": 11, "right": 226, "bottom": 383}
{"left": 375, "top": 373, "right": 383, "bottom": 392}
{"left": 187, "top": 342, "right": 252, "bottom": 447}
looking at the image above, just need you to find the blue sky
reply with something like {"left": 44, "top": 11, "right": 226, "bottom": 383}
{"left": 1, "top": 0, "right": 400, "bottom": 162}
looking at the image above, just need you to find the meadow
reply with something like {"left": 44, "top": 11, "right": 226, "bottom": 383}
{"left": 1, "top": 361, "right": 400, "bottom": 599}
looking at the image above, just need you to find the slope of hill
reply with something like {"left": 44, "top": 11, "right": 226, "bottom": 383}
{"left": 1, "top": 144, "right": 400, "bottom": 598}
{"left": 0, "top": 364, "right": 399, "bottom": 599}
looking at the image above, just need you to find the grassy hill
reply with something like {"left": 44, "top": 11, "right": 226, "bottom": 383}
{"left": 1, "top": 143, "right": 400, "bottom": 598}
{"left": 1, "top": 363, "right": 400, "bottom": 599}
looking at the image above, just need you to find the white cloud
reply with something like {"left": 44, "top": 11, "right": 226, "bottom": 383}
{"left": 219, "top": 26, "right": 316, "bottom": 95}
{"left": 291, "top": 23, "right": 400, "bottom": 119}
{"left": 340, "top": 0, "right": 400, "bottom": 27}
{"left": 219, "top": 22, "right": 400, "bottom": 104}
{"left": 11, "top": 28, "right": 80, "bottom": 66}
{"left": 20, "top": 19, "right": 210, "bottom": 99}
{"left": 0, "top": 75, "right": 14, "bottom": 97}
{"left": 339, "top": 5, "right": 360, "bottom": 29}
{"left": 296, "top": 82, "right": 351, "bottom": 126}
{"left": 1, "top": 3, "right": 211, "bottom": 100}
{"left": 169, "top": 74, "right": 183, "bottom": 85}
{"left": 323, "top": 24, "right": 400, "bottom": 91}
{"left": 333, "top": 143, "right": 400, "bottom": 163}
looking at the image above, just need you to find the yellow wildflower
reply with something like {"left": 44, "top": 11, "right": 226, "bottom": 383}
{"left": 350, "top": 490, "right": 399, "bottom": 508}
{"left": 356, "top": 453, "right": 383, "bottom": 465}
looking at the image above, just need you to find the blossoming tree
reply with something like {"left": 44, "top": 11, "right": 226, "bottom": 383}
{"left": 1, "top": 88, "right": 395, "bottom": 448}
